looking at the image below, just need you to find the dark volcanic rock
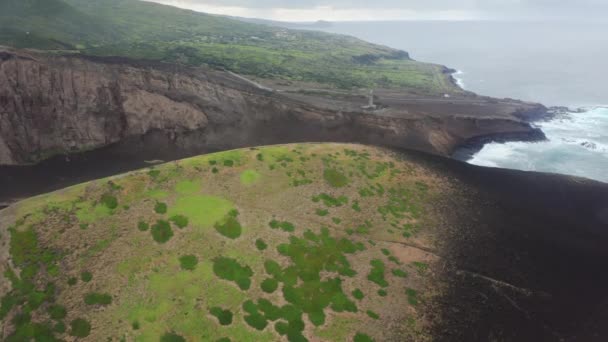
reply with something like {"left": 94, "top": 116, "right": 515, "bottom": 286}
{"left": 398, "top": 149, "right": 608, "bottom": 341}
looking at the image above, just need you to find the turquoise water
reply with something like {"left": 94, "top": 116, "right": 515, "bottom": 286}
{"left": 469, "top": 107, "right": 608, "bottom": 183}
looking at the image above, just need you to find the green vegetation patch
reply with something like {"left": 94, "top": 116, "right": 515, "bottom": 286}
{"left": 261, "top": 278, "right": 279, "bottom": 294}
{"left": 323, "top": 168, "right": 349, "bottom": 188}
{"left": 210, "top": 307, "right": 233, "bottom": 326}
{"left": 81, "top": 271, "right": 92, "bottom": 282}
{"left": 137, "top": 220, "right": 149, "bottom": 231}
{"left": 169, "top": 214, "right": 189, "bottom": 228}
{"left": 269, "top": 219, "right": 295, "bottom": 232}
{"left": 215, "top": 214, "right": 243, "bottom": 239}
{"left": 315, "top": 209, "right": 329, "bottom": 217}
{"left": 100, "top": 193, "right": 118, "bottom": 209}
{"left": 312, "top": 193, "right": 349, "bottom": 207}
{"left": 212, "top": 257, "right": 253, "bottom": 290}
{"left": 367, "top": 260, "right": 388, "bottom": 287}
{"left": 406, "top": 288, "right": 419, "bottom": 306}
{"left": 274, "top": 228, "right": 363, "bottom": 328}
{"left": 84, "top": 292, "right": 112, "bottom": 305}
{"left": 161, "top": 332, "right": 186, "bottom": 342}
{"left": 392, "top": 269, "right": 408, "bottom": 278}
{"left": 48, "top": 304, "right": 67, "bottom": 320}
{"left": 354, "top": 332, "right": 374, "bottom": 342}
{"left": 179, "top": 255, "right": 199, "bottom": 271}
{"left": 366, "top": 310, "right": 380, "bottom": 319}
{"left": 255, "top": 239, "right": 268, "bottom": 251}
{"left": 412, "top": 261, "right": 429, "bottom": 275}
{"left": 168, "top": 195, "right": 233, "bottom": 228}
{"left": 352, "top": 289, "right": 364, "bottom": 300}
{"left": 175, "top": 179, "right": 201, "bottom": 195}
{"left": 154, "top": 201, "right": 168, "bottom": 214}
{"left": 240, "top": 169, "right": 261, "bottom": 185}
{"left": 151, "top": 219, "right": 174, "bottom": 243}
{"left": 70, "top": 318, "right": 91, "bottom": 338}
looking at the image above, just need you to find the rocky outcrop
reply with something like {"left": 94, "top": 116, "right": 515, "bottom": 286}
{"left": 0, "top": 47, "right": 546, "bottom": 165}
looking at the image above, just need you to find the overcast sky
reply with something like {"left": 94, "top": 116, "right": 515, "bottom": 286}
{"left": 146, "top": 0, "right": 607, "bottom": 22}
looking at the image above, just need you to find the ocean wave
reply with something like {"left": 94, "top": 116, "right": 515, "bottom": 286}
{"left": 468, "top": 106, "right": 608, "bottom": 183}
{"left": 452, "top": 70, "right": 466, "bottom": 89}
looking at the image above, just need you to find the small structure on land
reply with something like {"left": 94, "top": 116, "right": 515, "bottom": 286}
{"left": 362, "top": 89, "right": 377, "bottom": 110}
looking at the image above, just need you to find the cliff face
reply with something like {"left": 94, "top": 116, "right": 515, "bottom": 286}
{"left": 0, "top": 47, "right": 545, "bottom": 165}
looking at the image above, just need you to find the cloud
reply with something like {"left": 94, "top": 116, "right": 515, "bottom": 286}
{"left": 144, "top": 0, "right": 608, "bottom": 21}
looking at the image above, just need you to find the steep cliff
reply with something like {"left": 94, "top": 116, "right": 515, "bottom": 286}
{"left": 0, "top": 47, "right": 545, "bottom": 165}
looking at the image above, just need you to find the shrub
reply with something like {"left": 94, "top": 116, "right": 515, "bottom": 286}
{"left": 148, "top": 169, "right": 161, "bottom": 179}
{"left": 48, "top": 304, "right": 67, "bottom": 319}
{"left": 179, "top": 255, "right": 198, "bottom": 271}
{"left": 101, "top": 194, "right": 118, "bottom": 209}
{"left": 70, "top": 318, "right": 91, "bottom": 337}
{"left": 261, "top": 278, "right": 278, "bottom": 293}
{"left": 367, "top": 260, "right": 388, "bottom": 287}
{"left": 154, "top": 202, "right": 168, "bottom": 214}
{"left": 315, "top": 209, "right": 329, "bottom": 217}
{"left": 392, "top": 269, "right": 407, "bottom": 278}
{"left": 213, "top": 257, "right": 253, "bottom": 290}
{"left": 255, "top": 239, "right": 268, "bottom": 251}
{"left": 161, "top": 332, "right": 186, "bottom": 342}
{"left": 377, "top": 289, "right": 387, "bottom": 297}
{"left": 366, "top": 310, "right": 379, "bottom": 319}
{"left": 132, "top": 321, "right": 140, "bottom": 330}
{"left": 84, "top": 292, "right": 112, "bottom": 305}
{"left": 223, "top": 160, "right": 234, "bottom": 167}
{"left": 54, "top": 321, "right": 66, "bottom": 333}
{"left": 268, "top": 220, "right": 295, "bottom": 232}
{"left": 354, "top": 333, "right": 374, "bottom": 342}
{"left": 210, "top": 307, "right": 233, "bottom": 325}
{"left": 67, "top": 277, "right": 77, "bottom": 286}
{"left": 137, "top": 221, "right": 149, "bottom": 231}
{"left": 352, "top": 289, "right": 364, "bottom": 300}
{"left": 215, "top": 216, "right": 242, "bottom": 239}
{"left": 80, "top": 271, "right": 92, "bottom": 282}
{"left": 151, "top": 220, "right": 173, "bottom": 243}
{"left": 406, "top": 288, "right": 418, "bottom": 306}
{"left": 170, "top": 215, "right": 189, "bottom": 229}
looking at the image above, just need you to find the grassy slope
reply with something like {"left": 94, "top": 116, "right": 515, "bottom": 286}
{"left": 0, "top": 143, "right": 442, "bottom": 341}
{"left": 0, "top": 0, "right": 458, "bottom": 92}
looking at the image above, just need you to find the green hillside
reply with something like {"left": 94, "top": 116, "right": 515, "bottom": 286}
{"left": 0, "top": 0, "right": 457, "bottom": 92}
{"left": 0, "top": 143, "right": 439, "bottom": 341}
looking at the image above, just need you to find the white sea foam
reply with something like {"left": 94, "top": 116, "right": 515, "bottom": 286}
{"left": 453, "top": 70, "right": 466, "bottom": 89}
{"left": 469, "top": 107, "right": 608, "bottom": 183}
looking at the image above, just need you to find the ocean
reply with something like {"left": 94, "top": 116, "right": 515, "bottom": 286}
{"left": 321, "top": 20, "right": 608, "bottom": 183}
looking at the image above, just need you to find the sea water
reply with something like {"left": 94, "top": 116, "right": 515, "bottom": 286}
{"left": 321, "top": 20, "right": 608, "bottom": 183}
{"left": 469, "top": 107, "right": 608, "bottom": 182}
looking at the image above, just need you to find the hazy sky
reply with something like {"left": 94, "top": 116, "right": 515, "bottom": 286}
{"left": 146, "top": 0, "right": 608, "bottom": 21}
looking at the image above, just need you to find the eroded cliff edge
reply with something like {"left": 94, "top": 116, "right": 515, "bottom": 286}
{"left": 0, "top": 47, "right": 546, "bottom": 166}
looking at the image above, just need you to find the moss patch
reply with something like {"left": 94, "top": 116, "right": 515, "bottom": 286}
{"left": 240, "top": 169, "right": 261, "bottom": 185}
{"left": 168, "top": 195, "right": 233, "bottom": 228}
{"left": 323, "top": 168, "right": 349, "bottom": 188}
